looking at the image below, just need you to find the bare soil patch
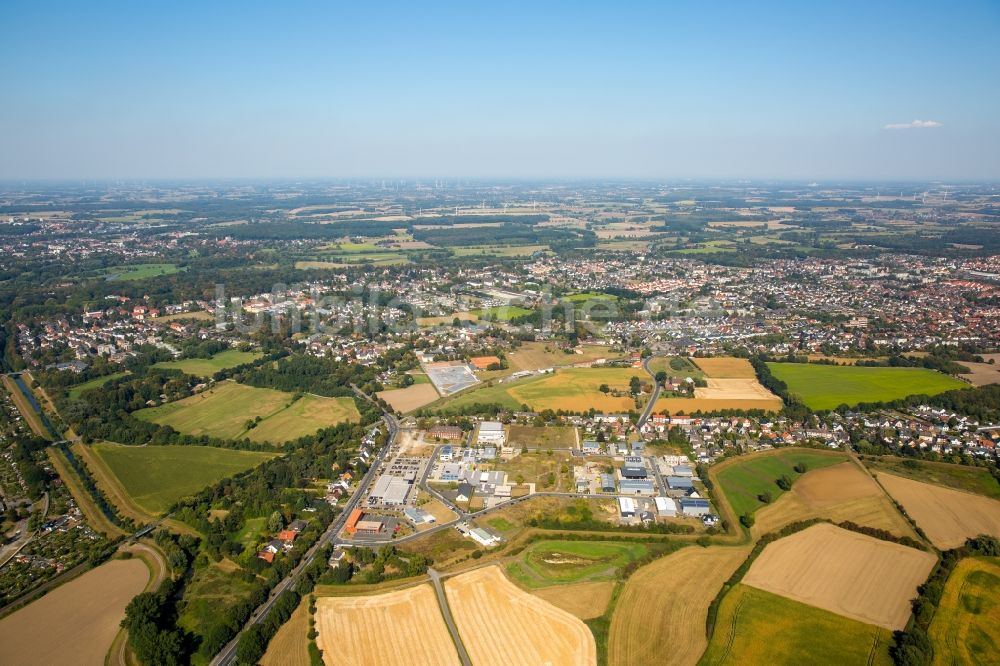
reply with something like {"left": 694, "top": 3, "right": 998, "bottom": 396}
{"left": 378, "top": 383, "right": 440, "bottom": 413}
{"left": 743, "top": 523, "right": 935, "bottom": 630}
{"left": 958, "top": 361, "right": 1000, "bottom": 387}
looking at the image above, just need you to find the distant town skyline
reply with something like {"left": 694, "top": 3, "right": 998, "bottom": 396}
{"left": 1, "top": 1, "right": 998, "bottom": 180}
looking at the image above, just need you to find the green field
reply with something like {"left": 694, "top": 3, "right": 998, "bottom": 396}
{"left": 452, "top": 244, "right": 548, "bottom": 257}
{"left": 473, "top": 305, "right": 535, "bottom": 321}
{"left": 92, "top": 442, "right": 277, "bottom": 514}
{"left": 134, "top": 381, "right": 360, "bottom": 443}
{"left": 767, "top": 363, "right": 968, "bottom": 410}
{"left": 179, "top": 562, "right": 264, "bottom": 665}
{"left": 716, "top": 449, "right": 847, "bottom": 519}
{"left": 153, "top": 349, "right": 262, "bottom": 377}
{"left": 700, "top": 584, "right": 892, "bottom": 665}
{"left": 928, "top": 557, "right": 1000, "bottom": 665}
{"left": 102, "top": 263, "right": 184, "bottom": 281}
{"left": 67, "top": 372, "right": 127, "bottom": 399}
{"left": 863, "top": 457, "right": 1000, "bottom": 500}
{"left": 435, "top": 366, "right": 643, "bottom": 413}
{"left": 506, "top": 540, "right": 649, "bottom": 588}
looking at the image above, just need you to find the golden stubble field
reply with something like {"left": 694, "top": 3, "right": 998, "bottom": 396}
{"left": 877, "top": 472, "right": 1000, "bottom": 549}
{"left": 608, "top": 545, "right": 751, "bottom": 666}
{"left": 260, "top": 598, "right": 310, "bottom": 666}
{"left": 691, "top": 357, "right": 758, "bottom": 378}
{"left": 446, "top": 566, "right": 596, "bottom": 666}
{"left": 530, "top": 580, "right": 615, "bottom": 619}
{"left": 655, "top": 357, "right": 783, "bottom": 413}
{"left": 0, "top": 558, "right": 149, "bottom": 666}
{"left": 315, "top": 584, "right": 460, "bottom": 666}
{"left": 753, "top": 462, "right": 917, "bottom": 539}
{"left": 742, "top": 523, "right": 935, "bottom": 630}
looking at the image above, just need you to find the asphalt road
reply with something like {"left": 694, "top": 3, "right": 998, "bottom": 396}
{"left": 636, "top": 353, "right": 665, "bottom": 428}
{"left": 211, "top": 411, "right": 397, "bottom": 666}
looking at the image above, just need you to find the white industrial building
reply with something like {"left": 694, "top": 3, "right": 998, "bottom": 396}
{"left": 477, "top": 421, "right": 506, "bottom": 445}
{"left": 654, "top": 496, "right": 677, "bottom": 517}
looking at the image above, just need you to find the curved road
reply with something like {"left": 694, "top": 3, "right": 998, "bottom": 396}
{"left": 637, "top": 353, "right": 666, "bottom": 428}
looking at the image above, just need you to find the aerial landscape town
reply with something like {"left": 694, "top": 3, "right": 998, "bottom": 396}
{"left": 1, "top": 2, "right": 998, "bottom": 665}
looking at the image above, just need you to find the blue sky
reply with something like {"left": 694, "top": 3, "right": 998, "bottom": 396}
{"left": 1, "top": 1, "right": 998, "bottom": 180}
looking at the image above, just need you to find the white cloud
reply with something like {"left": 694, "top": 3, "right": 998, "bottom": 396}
{"left": 883, "top": 119, "right": 943, "bottom": 130}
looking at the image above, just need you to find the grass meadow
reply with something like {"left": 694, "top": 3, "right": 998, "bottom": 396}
{"left": 715, "top": 449, "right": 847, "bottom": 518}
{"left": 766, "top": 363, "right": 967, "bottom": 410}
{"left": 153, "top": 349, "right": 262, "bottom": 377}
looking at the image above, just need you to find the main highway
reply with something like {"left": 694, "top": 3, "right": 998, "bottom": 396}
{"left": 210, "top": 410, "right": 398, "bottom": 666}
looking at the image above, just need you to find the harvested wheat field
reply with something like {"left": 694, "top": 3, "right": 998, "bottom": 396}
{"left": 446, "top": 566, "right": 596, "bottom": 666}
{"left": 877, "top": 472, "right": 1000, "bottom": 549}
{"left": 378, "top": 383, "right": 440, "bottom": 413}
{"left": 958, "top": 361, "right": 1000, "bottom": 387}
{"left": 753, "top": 462, "right": 916, "bottom": 539}
{"left": 692, "top": 357, "right": 758, "bottom": 378}
{"left": 608, "top": 545, "right": 751, "bottom": 666}
{"left": 530, "top": 580, "right": 615, "bottom": 619}
{"left": 743, "top": 523, "right": 935, "bottom": 630}
{"left": 315, "top": 584, "right": 459, "bottom": 666}
{"left": 260, "top": 597, "right": 310, "bottom": 666}
{"left": 696, "top": 378, "right": 780, "bottom": 401}
{"left": 0, "top": 558, "right": 149, "bottom": 666}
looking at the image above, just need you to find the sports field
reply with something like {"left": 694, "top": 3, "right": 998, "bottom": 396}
{"left": 876, "top": 472, "right": 1000, "bottom": 549}
{"left": 0, "top": 558, "right": 149, "bottom": 666}
{"left": 506, "top": 540, "right": 649, "bottom": 588}
{"left": 714, "top": 449, "right": 847, "bottom": 519}
{"left": 743, "top": 523, "right": 935, "bottom": 630}
{"left": 752, "top": 461, "right": 916, "bottom": 539}
{"left": 446, "top": 566, "right": 596, "bottom": 666}
{"left": 153, "top": 349, "right": 262, "bottom": 377}
{"left": 609, "top": 545, "right": 750, "bottom": 666}
{"left": 135, "top": 381, "right": 359, "bottom": 443}
{"left": 928, "top": 557, "right": 1000, "bottom": 666}
{"left": 92, "top": 442, "right": 277, "bottom": 514}
{"left": 700, "top": 584, "right": 893, "bottom": 665}
{"left": 315, "top": 584, "right": 460, "bottom": 666}
{"left": 766, "top": 362, "right": 967, "bottom": 410}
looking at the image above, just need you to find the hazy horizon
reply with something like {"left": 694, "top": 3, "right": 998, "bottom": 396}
{"left": 2, "top": 1, "right": 998, "bottom": 181}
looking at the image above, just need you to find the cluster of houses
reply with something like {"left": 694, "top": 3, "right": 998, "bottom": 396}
{"left": 257, "top": 519, "right": 308, "bottom": 564}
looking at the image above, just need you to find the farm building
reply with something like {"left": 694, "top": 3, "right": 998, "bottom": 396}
{"left": 618, "top": 496, "right": 636, "bottom": 517}
{"left": 654, "top": 496, "right": 677, "bottom": 517}
{"left": 619, "top": 479, "right": 656, "bottom": 495}
{"left": 679, "top": 498, "right": 711, "bottom": 516}
{"left": 368, "top": 475, "right": 410, "bottom": 506}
